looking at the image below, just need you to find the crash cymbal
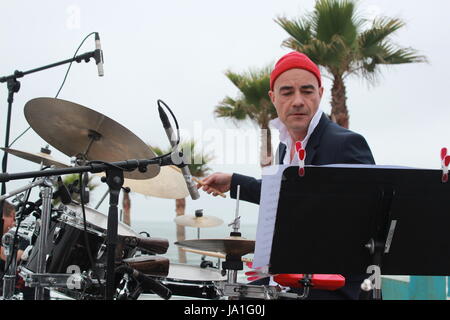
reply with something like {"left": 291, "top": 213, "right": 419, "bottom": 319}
{"left": 24, "top": 97, "right": 159, "bottom": 179}
{"left": 95, "top": 165, "right": 189, "bottom": 199}
{"left": 175, "top": 238, "right": 255, "bottom": 257}
{"left": 1, "top": 147, "right": 70, "bottom": 168}
{"left": 174, "top": 214, "right": 223, "bottom": 228}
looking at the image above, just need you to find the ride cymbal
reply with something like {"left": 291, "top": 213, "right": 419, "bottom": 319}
{"left": 24, "top": 97, "right": 159, "bottom": 179}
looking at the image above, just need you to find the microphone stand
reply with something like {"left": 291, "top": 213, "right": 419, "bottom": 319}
{"left": 0, "top": 49, "right": 102, "bottom": 243}
{"left": 0, "top": 158, "right": 163, "bottom": 300}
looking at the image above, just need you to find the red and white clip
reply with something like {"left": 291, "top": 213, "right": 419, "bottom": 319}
{"left": 295, "top": 141, "right": 306, "bottom": 177}
{"left": 441, "top": 147, "right": 450, "bottom": 183}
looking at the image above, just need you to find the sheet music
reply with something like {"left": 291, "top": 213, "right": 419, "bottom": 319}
{"left": 253, "top": 165, "right": 289, "bottom": 269}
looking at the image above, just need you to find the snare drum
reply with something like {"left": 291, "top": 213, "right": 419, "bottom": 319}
{"left": 145, "top": 263, "right": 226, "bottom": 299}
{"left": 23, "top": 204, "right": 140, "bottom": 276}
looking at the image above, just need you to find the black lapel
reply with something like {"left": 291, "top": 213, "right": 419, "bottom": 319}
{"left": 276, "top": 142, "right": 287, "bottom": 164}
{"left": 305, "top": 113, "right": 330, "bottom": 165}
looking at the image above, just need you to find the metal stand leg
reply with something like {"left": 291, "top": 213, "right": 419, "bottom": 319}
{"left": 2, "top": 232, "right": 18, "bottom": 299}
{"left": 34, "top": 178, "right": 54, "bottom": 300}
{"left": 104, "top": 168, "right": 124, "bottom": 300}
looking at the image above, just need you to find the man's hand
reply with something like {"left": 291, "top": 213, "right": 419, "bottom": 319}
{"left": 197, "top": 173, "right": 232, "bottom": 197}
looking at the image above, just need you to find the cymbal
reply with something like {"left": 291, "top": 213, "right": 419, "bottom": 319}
{"left": 24, "top": 97, "right": 159, "bottom": 180}
{"left": 1, "top": 147, "right": 70, "bottom": 168}
{"left": 174, "top": 214, "right": 223, "bottom": 228}
{"left": 175, "top": 238, "right": 255, "bottom": 256}
{"left": 95, "top": 165, "right": 189, "bottom": 199}
{"left": 180, "top": 247, "right": 253, "bottom": 263}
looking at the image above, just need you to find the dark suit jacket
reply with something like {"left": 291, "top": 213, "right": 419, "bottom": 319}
{"left": 230, "top": 113, "right": 375, "bottom": 203}
{"left": 230, "top": 113, "right": 376, "bottom": 300}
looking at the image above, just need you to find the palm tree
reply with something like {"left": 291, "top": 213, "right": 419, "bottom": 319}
{"left": 59, "top": 173, "right": 98, "bottom": 204}
{"left": 152, "top": 141, "right": 213, "bottom": 263}
{"left": 215, "top": 66, "right": 277, "bottom": 167}
{"left": 275, "top": 0, "right": 427, "bottom": 128}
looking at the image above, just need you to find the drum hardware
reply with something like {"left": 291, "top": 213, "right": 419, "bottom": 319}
{"left": 94, "top": 185, "right": 130, "bottom": 210}
{"left": 1, "top": 232, "right": 19, "bottom": 300}
{"left": 19, "top": 268, "right": 94, "bottom": 291}
{"left": 229, "top": 184, "right": 241, "bottom": 237}
{"left": 214, "top": 282, "right": 304, "bottom": 300}
{"left": 116, "top": 273, "right": 142, "bottom": 300}
{"left": 115, "top": 264, "right": 172, "bottom": 300}
{"left": 34, "top": 176, "right": 56, "bottom": 300}
{"left": 0, "top": 49, "right": 101, "bottom": 245}
{"left": 0, "top": 173, "right": 60, "bottom": 300}
{"left": 144, "top": 263, "right": 226, "bottom": 300}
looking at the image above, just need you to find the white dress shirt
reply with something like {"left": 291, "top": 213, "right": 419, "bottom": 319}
{"left": 270, "top": 109, "right": 324, "bottom": 164}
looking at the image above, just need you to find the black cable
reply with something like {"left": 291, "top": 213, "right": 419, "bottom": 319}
{"left": 157, "top": 99, "right": 181, "bottom": 147}
{"left": 8, "top": 32, "right": 97, "bottom": 148}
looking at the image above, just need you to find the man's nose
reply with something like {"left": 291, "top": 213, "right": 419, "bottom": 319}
{"left": 292, "top": 91, "right": 305, "bottom": 108}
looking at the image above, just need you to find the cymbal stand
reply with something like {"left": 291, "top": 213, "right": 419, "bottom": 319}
{"left": 34, "top": 176, "right": 56, "bottom": 300}
{"left": 0, "top": 157, "right": 163, "bottom": 300}
{"left": 2, "top": 232, "right": 18, "bottom": 299}
{"left": 0, "top": 49, "right": 102, "bottom": 241}
{"left": 228, "top": 185, "right": 241, "bottom": 237}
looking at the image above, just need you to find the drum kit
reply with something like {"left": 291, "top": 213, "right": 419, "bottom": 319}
{"left": 0, "top": 96, "right": 343, "bottom": 301}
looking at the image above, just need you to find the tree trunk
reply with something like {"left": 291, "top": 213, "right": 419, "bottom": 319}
{"left": 175, "top": 198, "right": 187, "bottom": 263}
{"left": 260, "top": 125, "right": 273, "bottom": 167}
{"left": 330, "top": 74, "right": 350, "bottom": 129}
{"left": 122, "top": 191, "right": 131, "bottom": 226}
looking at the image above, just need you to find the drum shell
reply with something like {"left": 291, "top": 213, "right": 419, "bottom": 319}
{"left": 24, "top": 220, "right": 104, "bottom": 274}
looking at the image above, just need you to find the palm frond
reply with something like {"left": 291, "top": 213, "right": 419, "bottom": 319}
{"left": 313, "top": 0, "right": 360, "bottom": 45}
{"left": 214, "top": 65, "right": 276, "bottom": 128}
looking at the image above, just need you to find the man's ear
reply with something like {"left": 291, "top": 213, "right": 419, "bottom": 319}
{"left": 319, "top": 86, "right": 324, "bottom": 99}
{"left": 268, "top": 90, "right": 275, "bottom": 104}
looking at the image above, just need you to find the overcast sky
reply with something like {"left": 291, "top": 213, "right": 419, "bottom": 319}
{"left": 0, "top": 0, "right": 449, "bottom": 229}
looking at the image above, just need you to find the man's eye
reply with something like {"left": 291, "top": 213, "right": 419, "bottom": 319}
{"left": 281, "top": 91, "right": 293, "bottom": 96}
{"left": 302, "top": 91, "right": 313, "bottom": 95}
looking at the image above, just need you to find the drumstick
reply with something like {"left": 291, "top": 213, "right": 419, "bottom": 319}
{"left": 181, "top": 247, "right": 252, "bottom": 263}
{"left": 167, "top": 165, "right": 226, "bottom": 198}
{"left": 193, "top": 177, "right": 226, "bottom": 198}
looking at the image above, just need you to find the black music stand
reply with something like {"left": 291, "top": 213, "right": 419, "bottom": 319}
{"left": 267, "top": 165, "right": 450, "bottom": 299}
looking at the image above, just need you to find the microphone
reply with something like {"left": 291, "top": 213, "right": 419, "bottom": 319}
{"left": 116, "top": 265, "right": 172, "bottom": 300}
{"left": 94, "top": 32, "right": 104, "bottom": 77}
{"left": 158, "top": 105, "right": 200, "bottom": 200}
{"left": 57, "top": 176, "right": 72, "bottom": 205}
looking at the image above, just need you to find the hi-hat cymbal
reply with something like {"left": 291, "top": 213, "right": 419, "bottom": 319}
{"left": 175, "top": 238, "right": 255, "bottom": 257}
{"left": 95, "top": 165, "right": 189, "bottom": 199}
{"left": 24, "top": 97, "right": 159, "bottom": 180}
{"left": 180, "top": 247, "right": 253, "bottom": 263}
{"left": 1, "top": 147, "right": 70, "bottom": 168}
{"left": 174, "top": 214, "right": 223, "bottom": 228}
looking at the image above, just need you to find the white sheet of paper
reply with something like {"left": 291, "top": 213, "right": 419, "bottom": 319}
{"left": 253, "top": 164, "right": 290, "bottom": 269}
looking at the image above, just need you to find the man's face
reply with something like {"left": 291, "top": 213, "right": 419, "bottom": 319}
{"left": 269, "top": 68, "right": 323, "bottom": 138}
